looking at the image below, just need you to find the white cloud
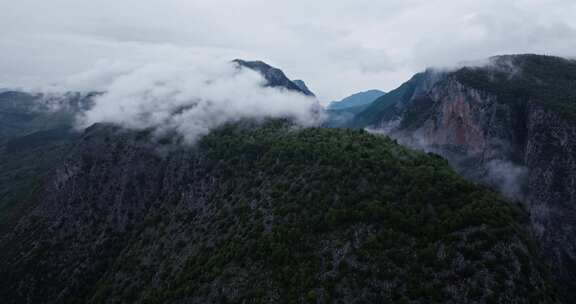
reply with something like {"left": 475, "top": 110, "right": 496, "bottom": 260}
{"left": 77, "top": 55, "right": 322, "bottom": 144}
{"left": 1, "top": 0, "right": 575, "bottom": 102}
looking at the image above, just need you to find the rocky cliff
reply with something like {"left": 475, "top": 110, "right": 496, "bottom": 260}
{"left": 357, "top": 54, "right": 576, "bottom": 299}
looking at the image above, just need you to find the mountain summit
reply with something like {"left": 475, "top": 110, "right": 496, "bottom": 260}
{"left": 233, "top": 59, "right": 315, "bottom": 96}
{"left": 328, "top": 89, "right": 386, "bottom": 110}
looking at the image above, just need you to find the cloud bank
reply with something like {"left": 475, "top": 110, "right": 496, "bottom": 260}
{"left": 76, "top": 55, "right": 322, "bottom": 144}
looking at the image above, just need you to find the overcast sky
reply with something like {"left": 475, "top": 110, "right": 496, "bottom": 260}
{"left": 1, "top": 0, "right": 576, "bottom": 102}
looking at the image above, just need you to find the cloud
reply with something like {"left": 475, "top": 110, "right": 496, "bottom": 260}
{"left": 1, "top": 0, "right": 576, "bottom": 102}
{"left": 76, "top": 54, "right": 322, "bottom": 144}
{"left": 485, "top": 159, "right": 528, "bottom": 200}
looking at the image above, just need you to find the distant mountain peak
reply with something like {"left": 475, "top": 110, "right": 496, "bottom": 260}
{"left": 232, "top": 59, "right": 315, "bottom": 96}
{"left": 327, "top": 89, "right": 386, "bottom": 110}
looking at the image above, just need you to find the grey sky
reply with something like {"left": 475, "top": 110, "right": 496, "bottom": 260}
{"left": 1, "top": 0, "right": 576, "bottom": 102}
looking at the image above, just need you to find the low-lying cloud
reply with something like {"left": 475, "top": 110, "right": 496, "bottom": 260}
{"left": 367, "top": 128, "right": 530, "bottom": 200}
{"left": 76, "top": 56, "right": 322, "bottom": 144}
{"left": 485, "top": 159, "right": 528, "bottom": 200}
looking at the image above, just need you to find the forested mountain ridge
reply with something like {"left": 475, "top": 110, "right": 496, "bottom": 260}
{"left": 0, "top": 59, "right": 311, "bottom": 237}
{"left": 0, "top": 120, "right": 559, "bottom": 303}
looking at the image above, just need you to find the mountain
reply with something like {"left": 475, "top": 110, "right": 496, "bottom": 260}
{"left": 233, "top": 59, "right": 315, "bottom": 96}
{"left": 0, "top": 119, "right": 558, "bottom": 303}
{"left": 328, "top": 89, "right": 386, "bottom": 110}
{"left": 0, "top": 60, "right": 315, "bottom": 237}
{"left": 0, "top": 91, "right": 93, "bottom": 143}
{"left": 325, "top": 90, "right": 386, "bottom": 127}
{"left": 348, "top": 54, "right": 576, "bottom": 299}
{"left": 324, "top": 105, "right": 370, "bottom": 128}
{"left": 348, "top": 72, "right": 443, "bottom": 129}
{"left": 292, "top": 79, "right": 316, "bottom": 97}
{"left": 0, "top": 57, "right": 569, "bottom": 303}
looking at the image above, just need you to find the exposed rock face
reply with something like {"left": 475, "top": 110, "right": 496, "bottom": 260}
{"left": 424, "top": 81, "right": 488, "bottom": 153}
{"left": 361, "top": 54, "right": 576, "bottom": 299}
{"left": 523, "top": 106, "right": 576, "bottom": 289}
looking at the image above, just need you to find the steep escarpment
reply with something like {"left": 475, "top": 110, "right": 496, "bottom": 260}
{"left": 0, "top": 120, "right": 557, "bottom": 303}
{"left": 360, "top": 54, "right": 576, "bottom": 299}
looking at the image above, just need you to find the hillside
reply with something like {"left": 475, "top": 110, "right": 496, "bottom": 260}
{"left": 327, "top": 90, "right": 386, "bottom": 110}
{"left": 0, "top": 120, "right": 558, "bottom": 303}
{"left": 348, "top": 73, "right": 433, "bottom": 129}
{"left": 0, "top": 91, "right": 90, "bottom": 233}
{"left": 326, "top": 90, "right": 387, "bottom": 127}
{"left": 0, "top": 91, "right": 91, "bottom": 143}
{"left": 350, "top": 54, "right": 576, "bottom": 299}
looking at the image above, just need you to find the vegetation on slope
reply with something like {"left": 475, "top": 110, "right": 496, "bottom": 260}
{"left": 58, "top": 120, "right": 558, "bottom": 304}
{"left": 327, "top": 90, "right": 386, "bottom": 110}
{"left": 350, "top": 73, "right": 425, "bottom": 128}
{"left": 452, "top": 54, "right": 576, "bottom": 119}
{"left": 0, "top": 127, "right": 76, "bottom": 234}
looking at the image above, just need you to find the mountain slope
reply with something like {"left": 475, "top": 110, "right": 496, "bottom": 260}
{"left": 0, "top": 91, "right": 92, "bottom": 233}
{"left": 327, "top": 89, "right": 386, "bottom": 110}
{"left": 326, "top": 90, "right": 386, "bottom": 127}
{"left": 292, "top": 79, "right": 316, "bottom": 96}
{"left": 348, "top": 72, "right": 442, "bottom": 129}
{"left": 356, "top": 54, "right": 576, "bottom": 299}
{"left": 0, "top": 120, "right": 558, "bottom": 304}
{"left": 0, "top": 91, "right": 92, "bottom": 143}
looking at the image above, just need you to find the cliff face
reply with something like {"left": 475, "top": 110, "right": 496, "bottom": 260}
{"left": 365, "top": 54, "right": 576, "bottom": 298}
{"left": 0, "top": 121, "right": 558, "bottom": 304}
{"left": 523, "top": 106, "right": 576, "bottom": 289}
